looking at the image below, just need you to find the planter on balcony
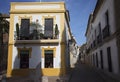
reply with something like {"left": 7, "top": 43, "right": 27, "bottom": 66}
{"left": 54, "top": 24, "right": 59, "bottom": 39}
{"left": 16, "top": 23, "right": 19, "bottom": 40}
{"left": 30, "top": 22, "right": 43, "bottom": 40}
{"left": 15, "top": 21, "right": 60, "bottom": 40}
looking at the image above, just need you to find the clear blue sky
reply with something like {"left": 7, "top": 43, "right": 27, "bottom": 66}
{"left": 0, "top": 0, "right": 97, "bottom": 45}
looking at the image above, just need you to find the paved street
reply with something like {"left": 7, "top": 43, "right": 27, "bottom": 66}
{"left": 69, "top": 62, "right": 119, "bottom": 82}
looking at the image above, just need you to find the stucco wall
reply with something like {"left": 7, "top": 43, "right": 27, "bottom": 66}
{"left": 91, "top": 39, "right": 119, "bottom": 74}
{"left": 12, "top": 44, "right": 61, "bottom": 69}
{"left": 12, "top": 13, "right": 62, "bottom": 69}
{"left": 86, "top": 0, "right": 119, "bottom": 74}
{"left": 93, "top": 0, "right": 115, "bottom": 35}
{"left": 13, "top": 14, "right": 61, "bottom": 40}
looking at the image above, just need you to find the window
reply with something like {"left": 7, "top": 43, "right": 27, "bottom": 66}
{"left": 102, "top": 25, "right": 110, "bottom": 39}
{"left": 99, "top": 23, "right": 102, "bottom": 34}
{"left": 95, "top": 29, "right": 97, "bottom": 42}
{"left": 20, "top": 19, "right": 30, "bottom": 40}
{"left": 42, "top": 47, "right": 56, "bottom": 68}
{"left": 93, "top": 40, "right": 96, "bottom": 47}
{"left": 44, "top": 18, "right": 53, "bottom": 39}
{"left": 90, "top": 55, "right": 92, "bottom": 64}
{"left": 100, "top": 50, "right": 103, "bottom": 69}
{"left": 20, "top": 50, "right": 29, "bottom": 68}
{"left": 103, "top": 11, "right": 110, "bottom": 39}
{"left": 93, "top": 54, "right": 95, "bottom": 66}
{"left": 107, "top": 47, "right": 112, "bottom": 72}
{"left": 97, "top": 23, "right": 102, "bottom": 44}
{"left": 45, "top": 50, "right": 53, "bottom": 68}
{"left": 105, "top": 10, "right": 109, "bottom": 26}
{"left": 17, "top": 48, "right": 32, "bottom": 69}
{"left": 96, "top": 53, "right": 98, "bottom": 67}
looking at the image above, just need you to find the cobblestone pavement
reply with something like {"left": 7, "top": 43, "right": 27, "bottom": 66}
{"left": 69, "top": 62, "right": 119, "bottom": 82}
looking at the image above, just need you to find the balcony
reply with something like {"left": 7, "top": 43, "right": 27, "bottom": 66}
{"left": 97, "top": 34, "right": 102, "bottom": 44}
{"left": 14, "top": 28, "right": 59, "bottom": 44}
{"left": 14, "top": 21, "right": 60, "bottom": 44}
{"left": 102, "top": 25, "right": 110, "bottom": 39}
{"left": 93, "top": 40, "right": 96, "bottom": 47}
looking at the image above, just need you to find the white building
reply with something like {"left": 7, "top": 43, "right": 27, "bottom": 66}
{"left": 7, "top": 2, "right": 72, "bottom": 80}
{"left": 79, "top": 43, "right": 86, "bottom": 64}
{"left": 69, "top": 37, "right": 79, "bottom": 68}
{"left": 85, "top": 0, "right": 120, "bottom": 76}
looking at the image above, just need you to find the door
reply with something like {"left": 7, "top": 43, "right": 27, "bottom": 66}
{"left": 107, "top": 47, "right": 112, "bottom": 72}
{"left": 44, "top": 18, "right": 53, "bottom": 39}
{"left": 44, "top": 50, "right": 53, "bottom": 68}
{"left": 20, "top": 50, "right": 29, "bottom": 68}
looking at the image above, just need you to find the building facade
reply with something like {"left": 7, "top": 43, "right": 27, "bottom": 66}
{"left": 85, "top": 0, "right": 120, "bottom": 75}
{"left": 0, "top": 14, "right": 9, "bottom": 76}
{"left": 69, "top": 37, "right": 79, "bottom": 68}
{"left": 7, "top": 2, "right": 71, "bottom": 78}
{"left": 79, "top": 43, "right": 87, "bottom": 64}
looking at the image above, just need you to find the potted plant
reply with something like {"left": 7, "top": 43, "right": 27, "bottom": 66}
{"left": 16, "top": 23, "right": 19, "bottom": 40}
{"left": 55, "top": 24, "right": 59, "bottom": 39}
{"left": 30, "top": 20, "right": 43, "bottom": 40}
{"left": 40, "top": 33, "right": 44, "bottom": 39}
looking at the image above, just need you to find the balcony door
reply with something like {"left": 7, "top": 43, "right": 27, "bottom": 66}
{"left": 20, "top": 19, "right": 30, "bottom": 40}
{"left": 44, "top": 18, "right": 53, "bottom": 39}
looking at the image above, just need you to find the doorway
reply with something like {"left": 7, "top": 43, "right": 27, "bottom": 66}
{"left": 44, "top": 50, "right": 53, "bottom": 68}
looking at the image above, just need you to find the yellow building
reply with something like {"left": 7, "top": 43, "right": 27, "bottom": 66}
{"left": 7, "top": 2, "right": 72, "bottom": 79}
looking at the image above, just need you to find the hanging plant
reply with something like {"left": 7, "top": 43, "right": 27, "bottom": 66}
{"left": 16, "top": 23, "right": 19, "bottom": 39}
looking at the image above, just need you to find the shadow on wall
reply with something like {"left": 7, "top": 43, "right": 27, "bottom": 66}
{"left": 56, "top": 24, "right": 70, "bottom": 82}
{"left": 41, "top": 25, "right": 68, "bottom": 82}
{"left": 9, "top": 45, "right": 42, "bottom": 82}
{"left": 0, "top": 43, "right": 8, "bottom": 74}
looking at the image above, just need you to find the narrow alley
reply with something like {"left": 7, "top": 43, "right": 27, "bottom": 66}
{"left": 68, "top": 62, "right": 119, "bottom": 82}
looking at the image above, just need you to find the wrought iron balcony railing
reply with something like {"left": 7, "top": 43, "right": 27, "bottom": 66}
{"left": 14, "top": 29, "right": 59, "bottom": 40}
{"left": 102, "top": 25, "right": 110, "bottom": 39}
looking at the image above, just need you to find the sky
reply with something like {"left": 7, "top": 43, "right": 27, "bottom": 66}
{"left": 0, "top": 0, "right": 97, "bottom": 46}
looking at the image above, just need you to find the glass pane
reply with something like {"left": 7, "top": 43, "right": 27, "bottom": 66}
{"left": 44, "top": 50, "right": 53, "bottom": 68}
{"left": 44, "top": 18, "right": 53, "bottom": 38}
{"left": 45, "top": 50, "right": 53, "bottom": 54}
{"left": 20, "top": 19, "right": 30, "bottom": 40}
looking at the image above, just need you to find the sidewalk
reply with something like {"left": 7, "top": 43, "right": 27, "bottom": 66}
{"left": 68, "top": 62, "right": 120, "bottom": 82}
{"left": 93, "top": 67, "right": 120, "bottom": 82}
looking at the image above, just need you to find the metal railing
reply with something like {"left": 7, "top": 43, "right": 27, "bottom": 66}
{"left": 15, "top": 29, "right": 59, "bottom": 40}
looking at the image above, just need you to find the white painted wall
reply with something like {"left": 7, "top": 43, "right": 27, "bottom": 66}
{"left": 93, "top": 0, "right": 115, "bottom": 35}
{"left": 11, "top": 2, "right": 70, "bottom": 70}
{"left": 91, "top": 39, "right": 119, "bottom": 74}
{"left": 87, "top": 0, "right": 116, "bottom": 49}
{"left": 12, "top": 13, "right": 62, "bottom": 69}
{"left": 12, "top": 45, "right": 41, "bottom": 69}
{"left": 41, "top": 45, "right": 61, "bottom": 68}
{"left": 13, "top": 14, "right": 61, "bottom": 40}
{"left": 15, "top": 5, "right": 60, "bottom": 10}
{"left": 12, "top": 44, "right": 61, "bottom": 69}
{"left": 64, "top": 18, "right": 71, "bottom": 68}
{"left": 86, "top": 0, "right": 119, "bottom": 74}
